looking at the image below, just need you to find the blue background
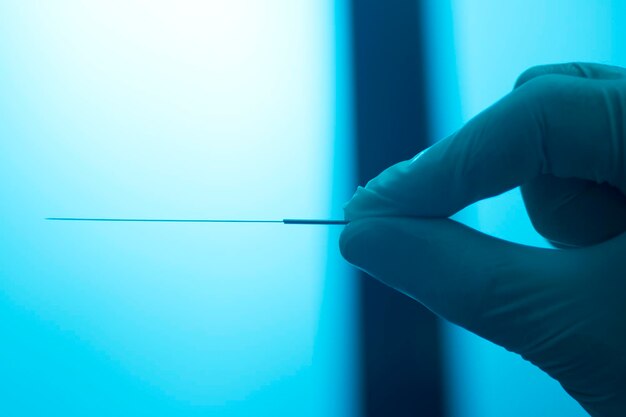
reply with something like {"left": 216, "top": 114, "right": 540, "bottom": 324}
{"left": 0, "top": 1, "right": 356, "bottom": 416}
{"left": 2, "top": 1, "right": 625, "bottom": 416}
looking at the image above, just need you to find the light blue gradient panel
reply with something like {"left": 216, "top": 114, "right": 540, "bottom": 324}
{"left": 423, "top": 1, "right": 625, "bottom": 416}
{"left": 0, "top": 1, "right": 356, "bottom": 416}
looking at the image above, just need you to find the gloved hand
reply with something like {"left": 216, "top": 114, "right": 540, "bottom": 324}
{"left": 340, "top": 62, "right": 626, "bottom": 417}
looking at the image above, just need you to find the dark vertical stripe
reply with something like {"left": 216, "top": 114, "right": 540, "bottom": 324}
{"left": 349, "top": 1, "right": 445, "bottom": 416}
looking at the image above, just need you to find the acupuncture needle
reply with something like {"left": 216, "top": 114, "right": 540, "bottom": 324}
{"left": 45, "top": 217, "right": 349, "bottom": 225}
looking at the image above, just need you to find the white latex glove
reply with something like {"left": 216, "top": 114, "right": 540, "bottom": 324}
{"left": 340, "top": 62, "right": 626, "bottom": 417}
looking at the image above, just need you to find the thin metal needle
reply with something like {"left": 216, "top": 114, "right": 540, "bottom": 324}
{"left": 45, "top": 217, "right": 349, "bottom": 225}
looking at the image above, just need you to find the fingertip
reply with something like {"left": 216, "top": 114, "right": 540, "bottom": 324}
{"left": 337, "top": 217, "right": 542, "bottom": 329}
{"left": 341, "top": 186, "right": 363, "bottom": 222}
{"left": 338, "top": 217, "right": 380, "bottom": 266}
{"left": 343, "top": 187, "right": 382, "bottom": 221}
{"left": 338, "top": 220, "right": 357, "bottom": 264}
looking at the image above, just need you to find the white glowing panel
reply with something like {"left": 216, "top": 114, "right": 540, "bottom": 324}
{"left": 0, "top": 1, "right": 355, "bottom": 416}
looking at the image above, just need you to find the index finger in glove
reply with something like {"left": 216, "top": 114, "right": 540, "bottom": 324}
{"left": 344, "top": 63, "right": 626, "bottom": 221}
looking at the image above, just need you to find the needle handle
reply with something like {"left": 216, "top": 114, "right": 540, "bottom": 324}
{"left": 282, "top": 219, "right": 348, "bottom": 225}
